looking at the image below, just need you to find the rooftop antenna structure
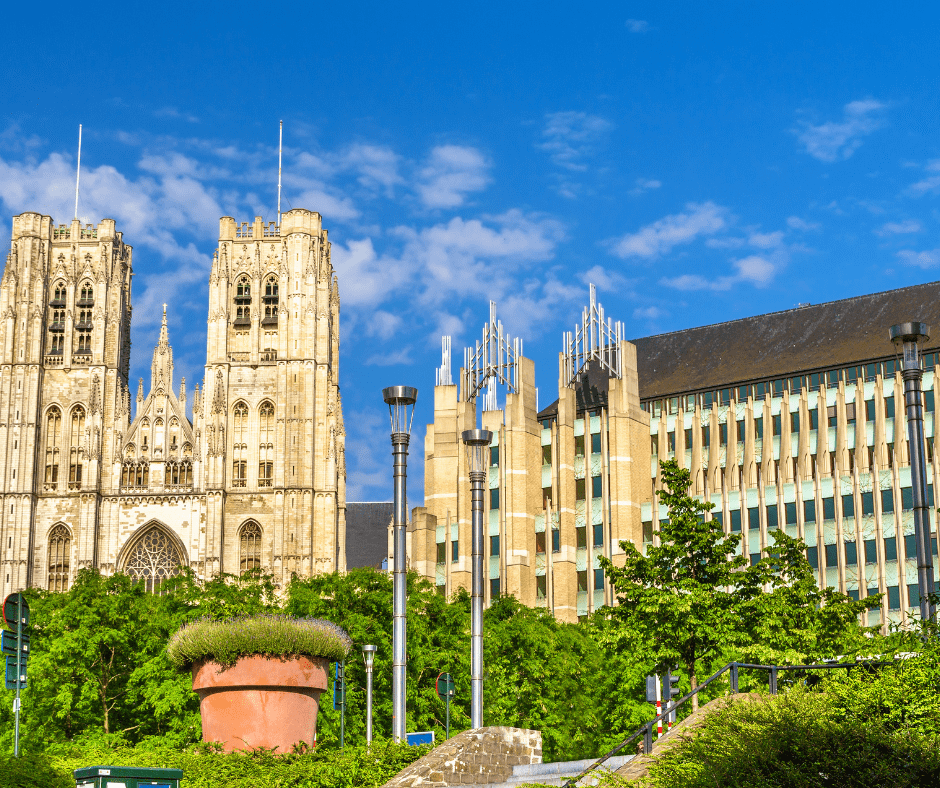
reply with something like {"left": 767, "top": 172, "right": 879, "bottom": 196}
{"left": 462, "top": 301, "right": 521, "bottom": 411}
{"left": 74, "top": 124, "right": 82, "bottom": 220}
{"left": 436, "top": 336, "right": 453, "bottom": 386}
{"left": 277, "top": 120, "right": 283, "bottom": 226}
{"left": 563, "top": 283, "right": 624, "bottom": 386}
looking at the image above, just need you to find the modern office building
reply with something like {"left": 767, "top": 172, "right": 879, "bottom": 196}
{"left": 0, "top": 210, "right": 346, "bottom": 598}
{"left": 410, "top": 282, "right": 940, "bottom": 628}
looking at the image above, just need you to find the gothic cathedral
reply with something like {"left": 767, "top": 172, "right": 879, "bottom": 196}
{"left": 0, "top": 209, "right": 346, "bottom": 598}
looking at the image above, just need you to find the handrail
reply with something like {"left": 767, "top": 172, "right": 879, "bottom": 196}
{"left": 561, "top": 657, "right": 897, "bottom": 787}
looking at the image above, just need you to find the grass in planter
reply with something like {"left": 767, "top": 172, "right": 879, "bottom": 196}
{"left": 168, "top": 614, "right": 352, "bottom": 669}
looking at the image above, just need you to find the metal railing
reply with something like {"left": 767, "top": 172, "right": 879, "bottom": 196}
{"left": 561, "top": 657, "right": 896, "bottom": 787}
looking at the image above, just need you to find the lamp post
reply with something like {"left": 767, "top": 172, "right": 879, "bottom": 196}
{"left": 890, "top": 322, "right": 936, "bottom": 621}
{"left": 362, "top": 644, "right": 377, "bottom": 745}
{"left": 462, "top": 428, "right": 492, "bottom": 729}
{"left": 383, "top": 385, "right": 418, "bottom": 742}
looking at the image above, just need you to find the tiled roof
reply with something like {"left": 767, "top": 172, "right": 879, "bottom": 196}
{"left": 632, "top": 281, "right": 940, "bottom": 400}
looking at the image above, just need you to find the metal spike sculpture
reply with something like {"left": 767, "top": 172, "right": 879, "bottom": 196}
{"left": 462, "top": 302, "right": 522, "bottom": 410}
{"left": 563, "top": 284, "right": 624, "bottom": 386}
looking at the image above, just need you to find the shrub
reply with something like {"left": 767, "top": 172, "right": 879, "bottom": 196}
{"left": 167, "top": 614, "right": 352, "bottom": 669}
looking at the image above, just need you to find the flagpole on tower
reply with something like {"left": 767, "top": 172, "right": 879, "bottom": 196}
{"left": 74, "top": 124, "right": 82, "bottom": 220}
{"left": 277, "top": 120, "right": 283, "bottom": 226}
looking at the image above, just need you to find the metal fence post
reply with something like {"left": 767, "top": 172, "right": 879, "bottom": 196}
{"left": 730, "top": 662, "right": 739, "bottom": 694}
{"left": 769, "top": 667, "right": 778, "bottom": 695}
{"left": 644, "top": 723, "right": 653, "bottom": 755}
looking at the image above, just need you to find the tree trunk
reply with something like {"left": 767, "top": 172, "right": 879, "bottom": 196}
{"left": 689, "top": 662, "right": 698, "bottom": 712}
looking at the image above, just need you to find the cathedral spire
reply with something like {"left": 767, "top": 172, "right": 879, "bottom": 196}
{"left": 150, "top": 304, "right": 174, "bottom": 393}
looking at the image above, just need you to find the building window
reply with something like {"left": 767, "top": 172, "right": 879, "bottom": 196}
{"left": 543, "top": 487, "right": 553, "bottom": 508}
{"left": 490, "top": 488, "right": 499, "bottom": 509}
{"left": 575, "top": 434, "right": 585, "bottom": 456}
{"left": 234, "top": 275, "right": 251, "bottom": 323}
{"left": 591, "top": 432, "right": 601, "bottom": 453}
{"left": 436, "top": 542, "right": 446, "bottom": 564}
{"left": 259, "top": 400, "right": 274, "bottom": 487}
{"left": 766, "top": 504, "right": 778, "bottom": 528}
{"left": 594, "top": 568, "right": 604, "bottom": 591}
{"left": 122, "top": 460, "right": 149, "bottom": 488}
{"left": 451, "top": 540, "right": 459, "bottom": 562}
{"left": 551, "top": 528, "right": 561, "bottom": 553}
{"left": 542, "top": 445, "right": 553, "bottom": 465}
{"left": 577, "top": 570, "right": 588, "bottom": 592}
{"left": 865, "top": 400, "right": 876, "bottom": 422}
{"left": 489, "top": 577, "right": 500, "bottom": 598}
{"left": 593, "top": 523, "right": 603, "bottom": 547}
{"left": 239, "top": 521, "right": 262, "bottom": 573}
{"left": 804, "top": 500, "right": 816, "bottom": 523}
{"left": 730, "top": 509, "right": 742, "bottom": 532}
{"left": 844, "top": 540, "right": 858, "bottom": 566}
{"left": 576, "top": 526, "right": 587, "bottom": 549}
{"left": 790, "top": 411, "right": 800, "bottom": 433}
{"left": 490, "top": 445, "right": 499, "bottom": 466}
{"left": 884, "top": 536, "right": 898, "bottom": 561}
{"left": 861, "top": 491, "right": 874, "bottom": 516}
{"left": 262, "top": 276, "right": 279, "bottom": 323}
{"left": 44, "top": 406, "right": 61, "bottom": 486}
{"left": 123, "top": 526, "right": 184, "bottom": 594}
{"left": 536, "top": 531, "right": 546, "bottom": 553}
{"left": 165, "top": 460, "right": 193, "bottom": 487}
{"left": 576, "top": 478, "right": 586, "bottom": 500}
{"left": 719, "top": 422, "right": 727, "bottom": 445}
{"left": 591, "top": 475, "right": 603, "bottom": 499}
{"left": 489, "top": 534, "right": 500, "bottom": 556}
{"left": 48, "top": 281, "right": 66, "bottom": 355}
{"left": 887, "top": 585, "right": 900, "bottom": 610}
{"left": 68, "top": 406, "right": 84, "bottom": 490}
{"left": 232, "top": 401, "right": 248, "bottom": 487}
{"left": 74, "top": 281, "right": 93, "bottom": 356}
{"left": 47, "top": 524, "right": 71, "bottom": 592}
{"left": 806, "top": 546, "right": 818, "bottom": 569}
{"left": 536, "top": 575, "right": 546, "bottom": 599}
{"left": 864, "top": 539, "right": 878, "bottom": 564}
{"left": 881, "top": 489, "right": 894, "bottom": 514}
{"left": 885, "top": 397, "right": 895, "bottom": 419}
{"left": 748, "top": 507, "right": 760, "bottom": 530}
{"left": 822, "top": 497, "right": 835, "bottom": 521}
{"left": 754, "top": 418, "right": 763, "bottom": 440}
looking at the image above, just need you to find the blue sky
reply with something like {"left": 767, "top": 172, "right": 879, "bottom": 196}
{"left": 2, "top": 3, "right": 939, "bottom": 502}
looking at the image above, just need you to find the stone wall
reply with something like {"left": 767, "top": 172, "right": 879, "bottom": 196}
{"left": 382, "top": 727, "right": 542, "bottom": 788}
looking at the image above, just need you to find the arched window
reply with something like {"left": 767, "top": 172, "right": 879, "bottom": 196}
{"left": 258, "top": 400, "right": 274, "bottom": 487}
{"left": 234, "top": 276, "right": 251, "bottom": 324}
{"left": 262, "top": 276, "right": 279, "bottom": 323}
{"left": 74, "top": 281, "right": 93, "bottom": 357}
{"left": 122, "top": 460, "right": 149, "bottom": 489}
{"left": 232, "top": 401, "right": 248, "bottom": 487}
{"left": 165, "top": 460, "right": 193, "bottom": 488}
{"left": 169, "top": 418, "right": 180, "bottom": 453}
{"left": 68, "top": 406, "right": 85, "bottom": 490}
{"left": 48, "top": 524, "right": 71, "bottom": 592}
{"left": 239, "top": 521, "right": 262, "bottom": 573}
{"left": 48, "top": 281, "right": 66, "bottom": 356}
{"left": 122, "top": 526, "right": 184, "bottom": 594}
{"left": 140, "top": 419, "right": 150, "bottom": 454}
{"left": 44, "top": 407, "right": 61, "bottom": 488}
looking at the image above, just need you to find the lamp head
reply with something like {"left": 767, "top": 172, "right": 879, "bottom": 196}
{"left": 890, "top": 322, "right": 931, "bottom": 371}
{"left": 383, "top": 386, "right": 418, "bottom": 437}
{"left": 462, "top": 429, "right": 493, "bottom": 474}
{"left": 362, "top": 644, "right": 377, "bottom": 668}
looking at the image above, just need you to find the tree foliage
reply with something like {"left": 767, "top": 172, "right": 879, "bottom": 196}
{"left": 600, "top": 459, "right": 878, "bottom": 709}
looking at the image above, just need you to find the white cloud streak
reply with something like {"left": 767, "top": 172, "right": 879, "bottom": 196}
{"left": 796, "top": 99, "right": 887, "bottom": 162}
{"left": 609, "top": 202, "right": 728, "bottom": 259}
{"left": 415, "top": 145, "right": 490, "bottom": 209}
{"left": 539, "top": 111, "right": 612, "bottom": 172}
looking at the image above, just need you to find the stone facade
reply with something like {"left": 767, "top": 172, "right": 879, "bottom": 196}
{"left": 382, "top": 727, "right": 542, "bottom": 788}
{"left": 409, "top": 293, "right": 649, "bottom": 623}
{"left": 0, "top": 209, "right": 345, "bottom": 597}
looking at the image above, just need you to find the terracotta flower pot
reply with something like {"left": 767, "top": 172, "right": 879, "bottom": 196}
{"left": 192, "top": 654, "right": 329, "bottom": 752}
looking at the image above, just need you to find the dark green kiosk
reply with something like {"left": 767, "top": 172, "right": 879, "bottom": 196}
{"left": 73, "top": 766, "right": 184, "bottom": 788}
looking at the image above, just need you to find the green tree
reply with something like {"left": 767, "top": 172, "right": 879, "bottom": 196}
{"left": 600, "top": 459, "right": 879, "bottom": 711}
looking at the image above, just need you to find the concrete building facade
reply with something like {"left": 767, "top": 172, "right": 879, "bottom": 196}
{"left": 0, "top": 209, "right": 345, "bottom": 598}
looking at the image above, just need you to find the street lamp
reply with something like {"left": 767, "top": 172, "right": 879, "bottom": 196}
{"left": 383, "top": 385, "right": 418, "bottom": 743}
{"left": 890, "top": 323, "right": 936, "bottom": 621}
{"left": 462, "top": 428, "right": 492, "bottom": 729}
{"left": 362, "top": 644, "right": 377, "bottom": 745}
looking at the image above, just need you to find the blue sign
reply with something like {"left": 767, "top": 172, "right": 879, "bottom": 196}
{"left": 406, "top": 731, "right": 435, "bottom": 746}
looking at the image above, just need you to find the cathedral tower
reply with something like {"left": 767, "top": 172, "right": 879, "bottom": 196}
{"left": 0, "top": 214, "right": 132, "bottom": 596}
{"left": 200, "top": 210, "right": 346, "bottom": 582}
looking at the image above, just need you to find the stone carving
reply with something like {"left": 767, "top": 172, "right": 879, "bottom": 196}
{"left": 211, "top": 370, "right": 225, "bottom": 414}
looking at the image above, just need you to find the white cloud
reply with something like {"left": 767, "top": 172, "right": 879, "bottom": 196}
{"left": 747, "top": 231, "right": 785, "bottom": 249}
{"left": 154, "top": 106, "right": 199, "bottom": 123}
{"left": 630, "top": 178, "right": 662, "bottom": 195}
{"left": 365, "top": 310, "right": 403, "bottom": 340}
{"left": 733, "top": 254, "right": 776, "bottom": 286}
{"left": 415, "top": 145, "right": 490, "bottom": 209}
{"left": 909, "top": 159, "right": 940, "bottom": 196}
{"left": 877, "top": 220, "right": 921, "bottom": 235}
{"left": 539, "top": 111, "right": 612, "bottom": 172}
{"left": 787, "top": 216, "right": 820, "bottom": 231}
{"left": 633, "top": 306, "right": 664, "bottom": 320}
{"left": 897, "top": 248, "right": 940, "bottom": 268}
{"left": 342, "top": 144, "right": 402, "bottom": 196}
{"left": 625, "top": 19, "right": 650, "bottom": 33}
{"left": 366, "top": 347, "right": 413, "bottom": 366}
{"left": 579, "top": 264, "right": 633, "bottom": 294}
{"left": 796, "top": 99, "right": 887, "bottom": 162}
{"left": 609, "top": 202, "right": 728, "bottom": 259}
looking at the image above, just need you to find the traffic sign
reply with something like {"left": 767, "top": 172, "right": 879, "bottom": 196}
{"left": 436, "top": 672, "right": 455, "bottom": 699}
{"left": 2, "top": 593, "right": 28, "bottom": 628}
{"left": 0, "top": 630, "right": 28, "bottom": 657}
{"left": 4, "top": 656, "right": 26, "bottom": 690}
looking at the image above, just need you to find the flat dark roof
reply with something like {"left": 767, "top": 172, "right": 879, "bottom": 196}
{"left": 345, "top": 502, "right": 391, "bottom": 569}
{"left": 632, "top": 281, "right": 940, "bottom": 401}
